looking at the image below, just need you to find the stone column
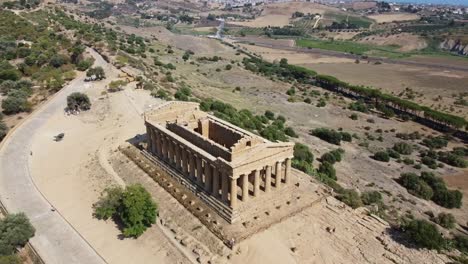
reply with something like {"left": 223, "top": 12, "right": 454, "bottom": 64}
{"left": 196, "top": 156, "right": 203, "bottom": 186}
{"left": 212, "top": 167, "right": 219, "bottom": 198}
{"left": 167, "top": 139, "right": 173, "bottom": 164}
{"left": 189, "top": 152, "right": 195, "bottom": 180}
{"left": 182, "top": 148, "right": 188, "bottom": 176}
{"left": 285, "top": 158, "right": 291, "bottom": 185}
{"left": 147, "top": 126, "right": 152, "bottom": 152}
{"left": 221, "top": 171, "right": 229, "bottom": 202}
{"left": 253, "top": 169, "right": 260, "bottom": 197}
{"left": 156, "top": 131, "right": 162, "bottom": 157}
{"left": 175, "top": 144, "right": 181, "bottom": 170}
{"left": 160, "top": 136, "right": 166, "bottom": 160}
{"left": 230, "top": 177, "right": 238, "bottom": 209}
{"left": 242, "top": 174, "right": 249, "bottom": 201}
{"left": 151, "top": 130, "right": 157, "bottom": 154}
{"left": 265, "top": 165, "right": 272, "bottom": 193}
{"left": 204, "top": 162, "right": 212, "bottom": 192}
{"left": 275, "top": 161, "right": 282, "bottom": 188}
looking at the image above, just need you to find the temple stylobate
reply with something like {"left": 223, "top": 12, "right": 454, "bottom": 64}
{"left": 144, "top": 101, "right": 294, "bottom": 223}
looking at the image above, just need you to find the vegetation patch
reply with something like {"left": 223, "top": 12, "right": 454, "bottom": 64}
{"left": 93, "top": 184, "right": 158, "bottom": 238}
{"left": 397, "top": 171, "right": 462, "bottom": 208}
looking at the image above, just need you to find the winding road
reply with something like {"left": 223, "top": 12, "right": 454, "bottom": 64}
{"left": 0, "top": 48, "right": 107, "bottom": 264}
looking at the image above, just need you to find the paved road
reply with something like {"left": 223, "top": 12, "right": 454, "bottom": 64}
{"left": 0, "top": 48, "right": 108, "bottom": 264}
{"left": 232, "top": 38, "right": 468, "bottom": 72}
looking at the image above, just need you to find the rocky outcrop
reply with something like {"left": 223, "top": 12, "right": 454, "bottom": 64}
{"left": 439, "top": 39, "right": 468, "bottom": 56}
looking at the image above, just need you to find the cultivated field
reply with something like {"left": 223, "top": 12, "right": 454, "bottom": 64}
{"left": 367, "top": 13, "right": 420, "bottom": 23}
{"left": 358, "top": 33, "right": 428, "bottom": 52}
{"left": 229, "top": 2, "right": 342, "bottom": 28}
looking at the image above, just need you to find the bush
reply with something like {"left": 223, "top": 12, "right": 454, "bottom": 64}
{"left": 434, "top": 212, "right": 456, "bottom": 229}
{"left": 454, "top": 235, "right": 468, "bottom": 254}
{"left": 438, "top": 152, "right": 468, "bottom": 168}
{"left": 393, "top": 142, "right": 413, "bottom": 155}
{"left": 1, "top": 93, "right": 30, "bottom": 114}
{"left": 284, "top": 127, "right": 298, "bottom": 137}
{"left": 0, "top": 121, "right": 7, "bottom": 141}
{"left": 318, "top": 162, "right": 336, "bottom": 180}
{"left": 293, "top": 143, "right": 314, "bottom": 164}
{"left": 350, "top": 113, "right": 358, "bottom": 120}
{"left": 348, "top": 100, "right": 368, "bottom": 113}
{"left": 320, "top": 149, "right": 344, "bottom": 164}
{"left": 76, "top": 59, "right": 94, "bottom": 71}
{"left": 399, "top": 171, "right": 463, "bottom": 208}
{"left": 421, "top": 156, "right": 437, "bottom": 169}
{"left": 422, "top": 136, "right": 448, "bottom": 149}
{"left": 373, "top": 151, "right": 390, "bottom": 162}
{"left": 264, "top": 110, "right": 275, "bottom": 120}
{"left": 398, "top": 172, "right": 434, "bottom": 200}
{"left": 86, "top": 66, "right": 105, "bottom": 80}
{"left": 93, "top": 184, "right": 158, "bottom": 238}
{"left": 337, "top": 189, "right": 363, "bottom": 209}
{"left": 310, "top": 128, "right": 342, "bottom": 145}
{"left": 340, "top": 132, "right": 352, "bottom": 142}
{"left": 0, "top": 213, "right": 35, "bottom": 256}
{"left": 66, "top": 92, "right": 91, "bottom": 111}
{"left": 387, "top": 148, "right": 401, "bottom": 159}
{"left": 361, "top": 191, "right": 382, "bottom": 205}
{"left": 402, "top": 219, "right": 446, "bottom": 250}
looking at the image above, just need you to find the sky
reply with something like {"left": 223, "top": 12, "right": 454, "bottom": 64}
{"left": 390, "top": 0, "right": 468, "bottom": 6}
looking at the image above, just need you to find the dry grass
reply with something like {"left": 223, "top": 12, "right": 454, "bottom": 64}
{"left": 367, "top": 13, "right": 420, "bottom": 23}
{"left": 359, "top": 33, "right": 427, "bottom": 51}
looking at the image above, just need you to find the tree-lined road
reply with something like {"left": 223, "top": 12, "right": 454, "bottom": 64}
{"left": 0, "top": 48, "right": 107, "bottom": 264}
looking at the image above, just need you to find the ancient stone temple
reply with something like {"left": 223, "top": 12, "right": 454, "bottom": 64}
{"left": 144, "top": 101, "right": 294, "bottom": 223}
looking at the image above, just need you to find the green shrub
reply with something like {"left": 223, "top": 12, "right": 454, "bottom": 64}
{"left": 402, "top": 219, "right": 446, "bottom": 250}
{"left": 1, "top": 93, "right": 30, "bottom": 114}
{"left": 0, "top": 255, "right": 20, "bottom": 264}
{"left": 403, "top": 157, "right": 414, "bottom": 165}
{"left": 66, "top": 92, "right": 91, "bottom": 111}
{"left": 340, "top": 132, "right": 352, "bottom": 142}
{"left": 393, "top": 142, "right": 413, "bottom": 155}
{"left": 422, "top": 136, "right": 448, "bottom": 149}
{"left": 361, "top": 191, "right": 382, "bottom": 205}
{"left": 387, "top": 148, "right": 401, "bottom": 159}
{"left": 434, "top": 212, "right": 456, "bottom": 229}
{"left": 0, "top": 213, "right": 35, "bottom": 256}
{"left": 337, "top": 189, "right": 363, "bottom": 209}
{"left": 284, "top": 127, "right": 298, "bottom": 137}
{"left": 93, "top": 184, "right": 158, "bottom": 238}
{"left": 318, "top": 162, "right": 336, "bottom": 180}
{"left": 86, "top": 66, "right": 105, "bottom": 80}
{"left": 398, "top": 172, "right": 434, "bottom": 200}
{"left": 454, "top": 235, "right": 468, "bottom": 254}
{"left": 373, "top": 151, "right": 390, "bottom": 162}
{"left": 348, "top": 100, "right": 368, "bottom": 113}
{"left": 421, "top": 156, "right": 437, "bottom": 169}
{"left": 76, "top": 59, "right": 94, "bottom": 71}
{"left": 350, "top": 113, "right": 358, "bottom": 120}
{"left": 310, "top": 128, "right": 342, "bottom": 145}
{"left": 264, "top": 110, "right": 275, "bottom": 120}
{"left": 320, "top": 148, "right": 344, "bottom": 164}
{"left": 437, "top": 152, "right": 468, "bottom": 168}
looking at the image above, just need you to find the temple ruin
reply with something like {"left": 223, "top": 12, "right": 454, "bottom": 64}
{"left": 144, "top": 101, "right": 294, "bottom": 223}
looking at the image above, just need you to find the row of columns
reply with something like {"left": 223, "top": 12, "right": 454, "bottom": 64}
{"left": 146, "top": 126, "right": 292, "bottom": 209}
